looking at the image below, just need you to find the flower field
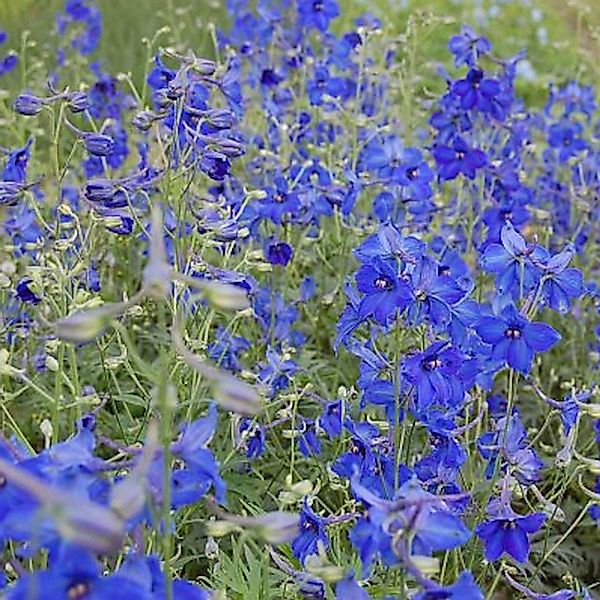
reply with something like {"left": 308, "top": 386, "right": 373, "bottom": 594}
{"left": 0, "top": 0, "right": 599, "bottom": 598}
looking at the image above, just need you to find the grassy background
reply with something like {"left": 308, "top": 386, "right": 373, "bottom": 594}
{"left": 0, "top": 0, "right": 600, "bottom": 104}
{"left": 1, "top": 0, "right": 600, "bottom": 82}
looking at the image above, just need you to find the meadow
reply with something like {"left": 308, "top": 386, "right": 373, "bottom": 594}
{"left": 0, "top": 0, "right": 599, "bottom": 598}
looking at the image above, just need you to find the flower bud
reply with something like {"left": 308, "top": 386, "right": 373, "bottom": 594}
{"left": 201, "top": 280, "right": 251, "bottom": 311}
{"left": 234, "top": 511, "right": 300, "bottom": 544}
{"left": 54, "top": 305, "right": 121, "bottom": 342}
{"left": 85, "top": 178, "right": 116, "bottom": 203}
{"left": 192, "top": 57, "right": 216, "bottom": 75}
{"left": 580, "top": 402, "right": 600, "bottom": 419}
{"left": 45, "top": 355, "right": 59, "bottom": 372}
{"left": 205, "top": 520, "right": 240, "bottom": 537}
{"left": 410, "top": 555, "right": 440, "bottom": 576}
{"left": 213, "top": 376, "right": 263, "bottom": 415}
{"left": 14, "top": 93, "right": 45, "bottom": 116}
{"left": 55, "top": 499, "right": 125, "bottom": 554}
{"left": 205, "top": 109, "right": 235, "bottom": 129}
{"left": 66, "top": 91, "right": 90, "bottom": 113}
{"left": 205, "top": 536, "right": 219, "bottom": 559}
{"left": 0, "top": 181, "right": 26, "bottom": 206}
{"left": 83, "top": 133, "right": 115, "bottom": 157}
{"left": 0, "top": 348, "right": 24, "bottom": 377}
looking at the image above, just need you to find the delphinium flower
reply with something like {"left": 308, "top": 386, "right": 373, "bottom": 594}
{"left": 238, "top": 418, "right": 267, "bottom": 459}
{"left": 477, "top": 411, "right": 545, "bottom": 484}
{"left": 4, "top": 544, "right": 152, "bottom": 600}
{"left": 207, "top": 327, "right": 251, "bottom": 372}
{"left": 448, "top": 25, "right": 492, "bottom": 67}
{"left": 298, "top": 0, "right": 340, "bottom": 32}
{"left": 355, "top": 257, "right": 412, "bottom": 325}
{"left": 432, "top": 136, "right": 487, "bottom": 181}
{"left": 450, "top": 68, "right": 509, "bottom": 120}
{"left": 335, "top": 573, "right": 371, "bottom": 599}
{"left": 475, "top": 303, "right": 561, "bottom": 375}
{"left": 258, "top": 174, "right": 301, "bottom": 225}
{"left": 406, "top": 256, "right": 467, "bottom": 326}
{"left": 413, "top": 571, "right": 483, "bottom": 600}
{"left": 547, "top": 119, "right": 587, "bottom": 163}
{"left": 56, "top": 0, "right": 103, "bottom": 57}
{"left": 0, "top": 31, "right": 17, "bottom": 77}
{"left": 403, "top": 341, "right": 477, "bottom": 410}
{"left": 265, "top": 239, "right": 294, "bottom": 266}
{"left": 480, "top": 222, "right": 546, "bottom": 297}
{"left": 4, "top": 0, "right": 600, "bottom": 595}
{"left": 348, "top": 476, "right": 471, "bottom": 575}
{"left": 539, "top": 245, "right": 584, "bottom": 313}
{"left": 291, "top": 500, "right": 329, "bottom": 564}
{"left": 476, "top": 504, "right": 546, "bottom": 563}
{"left": 318, "top": 399, "right": 343, "bottom": 438}
{"left": 298, "top": 418, "right": 321, "bottom": 456}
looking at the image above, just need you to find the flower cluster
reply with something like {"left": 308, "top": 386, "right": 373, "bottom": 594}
{"left": 0, "top": 0, "right": 599, "bottom": 598}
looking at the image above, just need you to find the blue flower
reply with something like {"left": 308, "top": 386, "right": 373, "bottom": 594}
{"left": 451, "top": 69, "right": 506, "bottom": 118}
{"left": 298, "top": 419, "right": 321, "bottom": 457}
{"left": 448, "top": 25, "right": 491, "bottom": 67}
{"left": 476, "top": 510, "right": 546, "bottom": 563}
{"left": 407, "top": 257, "right": 466, "bottom": 326}
{"left": 540, "top": 246, "right": 583, "bottom": 313}
{"left": 480, "top": 222, "right": 545, "bottom": 296}
{"left": 355, "top": 257, "right": 412, "bottom": 325}
{"left": 335, "top": 573, "right": 371, "bottom": 599}
{"left": 15, "top": 279, "right": 40, "bottom": 305}
{"left": 239, "top": 419, "right": 266, "bottom": 459}
{"left": 265, "top": 240, "right": 293, "bottom": 266}
{"left": 259, "top": 175, "right": 301, "bottom": 224}
{"left": 318, "top": 399, "right": 343, "bottom": 438}
{"left": 298, "top": 0, "right": 340, "bottom": 31}
{"left": 291, "top": 500, "right": 329, "bottom": 564}
{"left": 350, "top": 476, "right": 471, "bottom": 560}
{"left": 476, "top": 304, "right": 560, "bottom": 375}
{"left": 307, "top": 64, "right": 350, "bottom": 106}
{"left": 395, "top": 148, "right": 434, "bottom": 200}
{"left": 414, "top": 571, "right": 483, "bottom": 600}
{"left": 433, "top": 137, "right": 487, "bottom": 181}
{"left": 5, "top": 543, "right": 151, "bottom": 600}
{"left": 477, "top": 411, "right": 544, "bottom": 484}
{"left": 403, "top": 341, "right": 475, "bottom": 409}
{"left": 3, "top": 139, "right": 33, "bottom": 183}
{"left": 548, "top": 119, "right": 587, "bottom": 162}
{"left": 360, "top": 135, "right": 404, "bottom": 179}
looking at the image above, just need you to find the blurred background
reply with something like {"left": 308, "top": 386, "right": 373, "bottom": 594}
{"left": 1, "top": 0, "right": 600, "bottom": 100}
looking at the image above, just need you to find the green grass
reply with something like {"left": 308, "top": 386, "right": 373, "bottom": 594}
{"left": 1, "top": 0, "right": 600, "bottom": 105}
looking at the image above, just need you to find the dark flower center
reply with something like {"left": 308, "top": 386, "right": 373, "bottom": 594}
{"left": 422, "top": 356, "right": 442, "bottom": 371}
{"left": 67, "top": 582, "right": 91, "bottom": 600}
{"left": 313, "top": 0, "right": 324, "bottom": 10}
{"left": 455, "top": 150, "right": 466, "bottom": 160}
{"left": 415, "top": 288, "right": 427, "bottom": 301}
{"left": 374, "top": 276, "right": 393, "bottom": 290}
{"left": 502, "top": 520, "right": 517, "bottom": 530}
{"left": 273, "top": 192, "right": 285, "bottom": 203}
{"left": 407, "top": 166, "right": 419, "bottom": 180}
{"left": 504, "top": 327, "right": 522, "bottom": 339}
{"left": 0, "top": 473, "right": 6, "bottom": 488}
{"left": 423, "top": 592, "right": 451, "bottom": 600}
{"left": 349, "top": 442, "right": 364, "bottom": 456}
